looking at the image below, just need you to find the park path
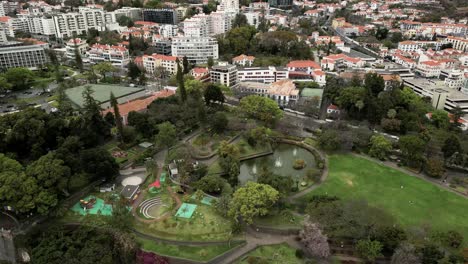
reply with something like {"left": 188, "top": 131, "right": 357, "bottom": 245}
{"left": 351, "top": 153, "right": 467, "bottom": 199}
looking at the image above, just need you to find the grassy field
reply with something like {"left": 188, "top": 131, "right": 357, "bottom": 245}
{"left": 133, "top": 201, "right": 233, "bottom": 241}
{"left": 300, "top": 154, "right": 468, "bottom": 241}
{"left": 254, "top": 209, "right": 304, "bottom": 229}
{"left": 138, "top": 238, "right": 242, "bottom": 262}
{"left": 236, "top": 243, "right": 304, "bottom": 264}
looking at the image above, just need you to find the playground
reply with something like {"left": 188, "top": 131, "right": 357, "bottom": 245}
{"left": 71, "top": 196, "right": 113, "bottom": 216}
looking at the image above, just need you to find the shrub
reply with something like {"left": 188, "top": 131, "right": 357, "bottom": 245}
{"left": 425, "top": 158, "right": 445, "bottom": 178}
{"left": 306, "top": 169, "right": 321, "bottom": 182}
{"left": 295, "top": 249, "right": 305, "bottom": 259}
{"left": 293, "top": 159, "right": 306, "bottom": 170}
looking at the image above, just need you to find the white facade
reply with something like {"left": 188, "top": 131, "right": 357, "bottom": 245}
{"left": 183, "top": 12, "right": 232, "bottom": 37}
{"left": 171, "top": 37, "right": 218, "bottom": 64}
{"left": 65, "top": 38, "right": 88, "bottom": 60}
{"left": 0, "top": 43, "right": 49, "bottom": 70}
{"left": 53, "top": 7, "right": 116, "bottom": 39}
{"left": 244, "top": 12, "right": 260, "bottom": 28}
{"left": 218, "top": 0, "right": 239, "bottom": 13}
{"left": 237, "top": 66, "right": 288, "bottom": 84}
{"left": 87, "top": 44, "right": 129, "bottom": 67}
{"left": 141, "top": 54, "right": 179, "bottom": 75}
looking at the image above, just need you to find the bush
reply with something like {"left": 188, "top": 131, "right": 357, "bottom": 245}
{"left": 293, "top": 159, "right": 306, "bottom": 170}
{"left": 425, "top": 158, "right": 445, "bottom": 178}
{"left": 306, "top": 169, "right": 321, "bottom": 182}
{"left": 295, "top": 249, "right": 305, "bottom": 259}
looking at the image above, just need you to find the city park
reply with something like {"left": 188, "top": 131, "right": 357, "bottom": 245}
{"left": 58, "top": 86, "right": 468, "bottom": 263}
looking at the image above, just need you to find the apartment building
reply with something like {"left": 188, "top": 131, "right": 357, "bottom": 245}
{"left": 0, "top": 42, "right": 49, "bottom": 70}
{"left": 287, "top": 60, "right": 321, "bottom": 74}
{"left": 143, "top": 9, "right": 178, "bottom": 24}
{"left": 210, "top": 62, "right": 238, "bottom": 87}
{"left": 171, "top": 37, "right": 218, "bottom": 64}
{"left": 65, "top": 38, "right": 88, "bottom": 60}
{"left": 217, "top": 0, "right": 239, "bottom": 13}
{"left": 113, "top": 7, "right": 142, "bottom": 21}
{"left": 53, "top": 7, "right": 116, "bottom": 39}
{"left": 445, "top": 36, "right": 468, "bottom": 52}
{"left": 321, "top": 53, "right": 365, "bottom": 71}
{"left": 183, "top": 12, "right": 232, "bottom": 37}
{"left": 440, "top": 70, "right": 466, "bottom": 89}
{"left": 87, "top": 44, "right": 129, "bottom": 66}
{"left": 416, "top": 60, "right": 442, "bottom": 77}
{"left": 141, "top": 53, "right": 179, "bottom": 75}
{"left": 237, "top": 66, "right": 288, "bottom": 84}
{"left": 397, "top": 40, "right": 441, "bottom": 52}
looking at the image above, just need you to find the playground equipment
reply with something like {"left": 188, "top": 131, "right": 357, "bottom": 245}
{"left": 80, "top": 197, "right": 97, "bottom": 209}
{"left": 148, "top": 180, "right": 161, "bottom": 194}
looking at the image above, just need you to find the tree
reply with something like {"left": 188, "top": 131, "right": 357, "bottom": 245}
{"left": 399, "top": 135, "right": 426, "bottom": 168}
{"left": 420, "top": 244, "right": 444, "bottom": 264}
{"left": 81, "top": 86, "right": 111, "bottom": 146}
{"left": 369, "top": 135, "right": 392, "bottom": 160}
{"left": 207, "top": 57, "right": 214, "bottom": 68}
{"left": 373, "top": 226, "right": 407, "bottom": 254}
{"left": 4, "top": 67, "right": 35, "bottom": 90}
{"left": 127, "top": 61, "right": 142, "bottom": 81}
{"left": 232, "top": 13, "right": 248, "bottom": 27}
{"left": 80, "top": 147, "right": 119, "bottom": 181}
{"left": 117, "top": 15, "right": 134, "bottom": 27}
{"left": 212, "top": 112, "right": 228, "bottom": 133}
{"left": 155, "top": 122, "right": 176, "bottom": 148}
{"left": 218, "top": 141, "right": 240, "bottom": 186}
{"left": 257, "top": 166, "right": 293, "bottom": 196}
{"left": 375, "top": 27, "right": 389, "bottom": 40}
{"left": 182, "top": 56, "right": 190, "bottom": 74}
{"left": 318, "top": 129, "right": 341, "bottom": 151}
{"left": 356, "top": 239, "right": 383, "bottom": 262}
{"left": 299, "top": 218, "right": 330, "bottom": 258}
{"left": 108, "top": 197, "right": 133, "bottom": 230}
{"left": 176, "top": 60, "right": 187, "bottom": 102}
{"left": 204, "top": 84, "right": 225, "bottom": 106}
{"left": 239, "top": 95, "right": 283, "bottom": 126}
{"left": 442, "top": 135, "right": 462, "bottom": 159}
{"left": 364, "top": 72, "right": 385, "bottom": 97}
{"left": 0, "top": 75, "right": 12, "bottom": 93}
{"left": 425, "top": 158, "right": 445, "bottom": 178}
{"left": 391, "top": 243, "right": 421, "bottom": 264}
{"left": 430, "top": 110, "right": 450, "bottom": 130}
{"left": 110, "top": 92, "right": 124, "bottom": 142}
{"left": 26, "top": 152, "right": 70, "bottom": 194}
{"left": 228, "top": 182, "right": 279, "bottom": 224}
{"left": 74, "top": 45, "right": 83, "bottom": 72}
{"left": 92, "top": 62, "right": 117, "bottom": 81}
{"left": 194, "top": 174, "right": 227, "bottom": 194}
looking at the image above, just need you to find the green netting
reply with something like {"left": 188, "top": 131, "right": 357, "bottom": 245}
{"left": 160, "top": 172, "right": 166, "bottom": 182}
{"left": 201, "top": 196, "right": 214, "bottom": 206}
{"left": 149, "top": 187, "right": 160, "bottom": 194}
{"left": 174, "top": 203, "right": 197, "bottom": 219}
{"left": 71, "top": 196, "right": 113, "bottom": 216}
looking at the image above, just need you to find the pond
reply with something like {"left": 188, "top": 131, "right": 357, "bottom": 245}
{"left": 239, "top": 143, "right": 317, "bottom": 184}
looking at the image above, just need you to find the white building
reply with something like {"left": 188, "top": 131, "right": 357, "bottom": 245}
{"left": 237, "top": 66, "right": 288, "bottom": 84}
{"left": 171, "top": 37, "right": 218, "bottom": 64}
{"left": 218, "top": 0, "right": 239, "bottom": 14}
{"left": 53, "top": 6, "right": 116, "bottom": 39}
{"left": 65, "top": 38, "right": 88, "bottom": 60}
{"left": 210, "top": 62, "right": 238, "bottom": 87}
{"left": 442, "top": 70, "right": 465, "bottom": 89}
{"left": 113, "top": 7, "right": 142, "bottom": 21}
{"left": 244, "top": 12, "right": 260, "bottom": 28}
{"left": 183, "top": 12, "right": 232, "bottom": 37}
{"left": 87, "top": 44, "right": 129, "bottom": 67}
{"left": 445, "top": 36, "right": 468, "bottom": 52}
{"left": 0, "top": 43, "right": 49, "bottom": 70}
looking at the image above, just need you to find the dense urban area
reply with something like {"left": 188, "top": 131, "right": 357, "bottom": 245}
{"left": 0, "top": 0, "right": 467, "bottom": 262}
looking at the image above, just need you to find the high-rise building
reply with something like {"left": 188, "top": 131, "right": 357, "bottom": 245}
{"left": 171, "top": 37, "right": 218, "bottom": 64}
{"left": 218, "top": 0, "right": 239, "bottom": 13}
{"left": 268, "top": 0, "right": 293, "bottom": 9}
{"left": 143, "top": 9, "right": 178, "bottom": 25}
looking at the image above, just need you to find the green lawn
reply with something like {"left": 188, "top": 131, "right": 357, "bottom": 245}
{"left": 138, "top": 238, "right": 242, "bottom": 262}
{"left": 254, "top": 209, "right": 304, "bottom": 229}
{"left": 133, "top": 202, "right": 233, "bottom": 241}
{"left": 300, "top": 154, "right": 468, "bottom": 241}
{"left": 236, "top": 243, "right": 304, "bottom": 264}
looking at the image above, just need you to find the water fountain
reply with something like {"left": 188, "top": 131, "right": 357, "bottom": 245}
{"left": 252, "top": 164, "right": 257, "bottom": 174}
{"left": 275, "top": 157, "right": 282, "bottom": 167}
{"left": 293, "top": 148, "right": 297, "bottom": 156}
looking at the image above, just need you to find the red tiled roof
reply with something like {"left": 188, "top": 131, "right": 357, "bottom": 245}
{"left": 287, "top": 60, "right": 321, "bottom": 69}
